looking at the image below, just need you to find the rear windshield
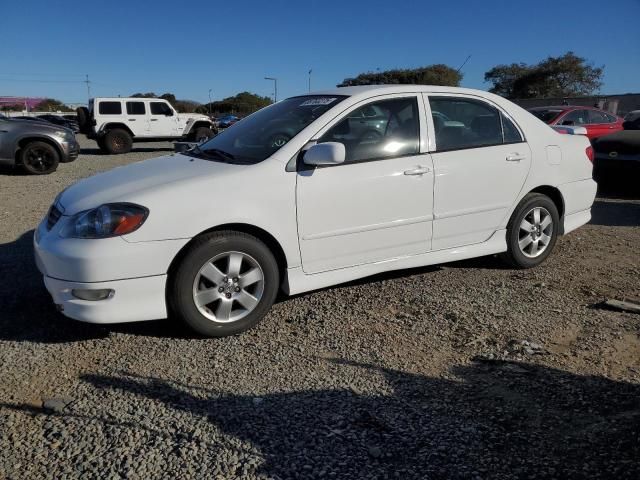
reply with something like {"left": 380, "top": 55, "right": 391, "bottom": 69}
{"left": 529, "top": 109, "right": 563, "bottom": 123}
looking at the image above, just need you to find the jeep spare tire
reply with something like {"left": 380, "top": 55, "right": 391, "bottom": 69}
{"left": 76, "top": 107, "right": 91, "bottom": 134}
{"left": 103, "top": 129, "right": 133, "bottom": 154}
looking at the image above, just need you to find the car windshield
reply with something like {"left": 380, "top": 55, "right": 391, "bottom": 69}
{"left": 529, "top": 109, "right": 564, "bottom": 123}
{"left": 189, "top": 95, "right": 348, "bottom": 164}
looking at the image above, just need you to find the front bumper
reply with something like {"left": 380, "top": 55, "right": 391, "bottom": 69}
{"left": 34, "top": 214, "right": 189, "bottom": 324}
{"left": 43, "top": 275, "right": 168, "bottom": 323}
{"left": 60, "top": 138, "right": 80, "bottom": 161}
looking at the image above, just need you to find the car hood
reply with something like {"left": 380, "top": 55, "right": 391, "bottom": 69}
{"left": 178, "top": 113, "right": 210, "bottom": 121}
{"left": 58, "top": 153, "right": 242, "bottom": 214}
{"left": 10, "top": 118, "right": 70, "bottom": 133}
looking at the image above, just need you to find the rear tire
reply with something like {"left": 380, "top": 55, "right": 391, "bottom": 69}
{"left": 169, "top": 231, "right": 280, "bottom": 337}
{"left": 20, "top": 141, "right": 60, "bottom": 175}
{"left": 103, "top": 129, "right": 132, "bottom": 154}
{"left": 500, "top": 193, "right": 559, "bottom": 268}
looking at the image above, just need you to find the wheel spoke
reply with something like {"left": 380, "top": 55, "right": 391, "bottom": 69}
{"left": 533, "top": 208, "right": 541, "bottom": 226}
{"left": 539, "top": 233, "right": 551, "bottom": 246}
{"left": 530, "top": 238, "right": 540, "bottom": 254}
{"left": 520, "top": 219, "right": 534, "bottom": 232}
{"left": 519, "top": 235, "right": 533, "bottom": 250}
{"left": 236, "top": 290, "right": 258, "bottom": 310}
{"left": 215, "top": 300, "right": 233, "bottom": 321}
{"left": 239, "top": 267, "right": 262, "bottom": 288}
{"left": 194, "top": 288, "right": 221, "bottom": 307}
{"left": 200, "top": 263, "right": 225, "bottom": 285}
{"left": 227, "top": 253, "right": 243, "bottom": 277}
{"left": 540, "top": 215, "right": 552, "bottom": 230}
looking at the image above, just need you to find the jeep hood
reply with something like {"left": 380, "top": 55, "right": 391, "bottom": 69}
{"left": 58, "top": 153, "right": 241, "bottom": 214}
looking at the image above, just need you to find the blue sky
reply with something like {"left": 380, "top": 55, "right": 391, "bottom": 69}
{"left": 2, "top": 0, "right": 639, "bottom": 104}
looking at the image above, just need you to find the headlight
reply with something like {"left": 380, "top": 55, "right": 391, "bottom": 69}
{"left": 53, "top": 130, "right": 68, "bottom": 139}
{"left": 60, "top": 203, "right": 148, "bottom": 239}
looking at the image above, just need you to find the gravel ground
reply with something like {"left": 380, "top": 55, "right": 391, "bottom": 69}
{"left": 1, "top": 135, "right": 639, "bottom": 479}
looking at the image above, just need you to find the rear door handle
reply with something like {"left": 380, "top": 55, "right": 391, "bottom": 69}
{"left": 150, "top": 119, "right": 158, "bottom": 122}
{"left": 128, "top": 119, "right": 136, "bottom": 121}
{"left": 404, "top": 166, "right": 430, "bottom": 175}
{"left": 506, "top": 153, "right": 526, "bottom": 162}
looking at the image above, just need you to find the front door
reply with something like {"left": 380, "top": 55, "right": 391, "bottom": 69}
{"left": 148, "top": 101, "right": 178, "bottom": 137}
{"left": 426, "top": 94, "right": 531, "bottom": 250}
{"left": 296, "top": 95, "right": 434, "bottom": 274}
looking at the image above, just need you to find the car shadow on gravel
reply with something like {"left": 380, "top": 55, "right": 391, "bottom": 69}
{"left": 0, "top": 230, "right": 110, "bottom": 343}
{"left": 6, "top": 359, "right": 635, "bottom": 478}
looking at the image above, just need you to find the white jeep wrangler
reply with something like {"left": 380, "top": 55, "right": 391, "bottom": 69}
{"left": 77, "top": 98, "right": 217, "bottom": 154}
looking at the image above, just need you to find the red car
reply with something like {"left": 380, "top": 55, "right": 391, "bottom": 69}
{"left": 528, "top": 106, "right": 624, "bottom": 140}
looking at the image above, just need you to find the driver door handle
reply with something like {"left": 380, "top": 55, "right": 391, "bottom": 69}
{"left": 404, "top": 166, "right": 430, "bottom": 175}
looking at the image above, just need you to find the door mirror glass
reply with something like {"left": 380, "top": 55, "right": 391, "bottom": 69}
{"left": 303, "top": 142, "right": 346, "bottom": 166}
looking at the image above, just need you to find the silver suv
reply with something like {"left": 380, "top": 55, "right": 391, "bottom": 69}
{"left": 0, "top": 116, "right": 79, "bottom": 174}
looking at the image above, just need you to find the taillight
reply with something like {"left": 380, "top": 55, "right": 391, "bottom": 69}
{"left": 585, "top": 145, "right": 594, "bottom": 163}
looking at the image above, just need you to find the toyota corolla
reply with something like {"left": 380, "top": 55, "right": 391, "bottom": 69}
{"left": 34, "top": 86, "right": 597, "bottom": 337}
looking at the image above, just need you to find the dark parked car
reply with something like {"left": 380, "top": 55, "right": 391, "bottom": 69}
{"left": 623, "top": 110, "right": 640, "bottom": 130}
{"left": 592, "top": 130, "right": 640, "bottom": 179}
{"left": 0, "top": 117, "right": 79, "bottom": 174}
{"left": 37, "top": 114, "right": 80, "bottom": 133}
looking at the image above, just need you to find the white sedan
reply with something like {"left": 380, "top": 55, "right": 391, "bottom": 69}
{"left": 34, "top": 85, "right": 597, "bottom": 337}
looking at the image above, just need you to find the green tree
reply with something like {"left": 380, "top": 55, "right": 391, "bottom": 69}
{"left": 198, "top": 92, "right": 272, "bottom": 116}
{"left": 36, "top": 98, "right": 73, "bottom": 112}
{"left": 337, "top": 64, "right": 462, "bottom": 87}
{"left": 485, "top": 52, "right": 604, "bottom": 99}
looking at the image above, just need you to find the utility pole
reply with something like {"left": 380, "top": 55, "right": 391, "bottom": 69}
{"left": 308, "top": 69, "right": 312, "bottom": 92}
{"left": 85, "top": 74, "right": 91, "bottom": 102}
{"left": 264, "top": 77, "right": 277, "bottom": 102}
{"left": 208, "top": 89, "right": 213, "bottom": 116}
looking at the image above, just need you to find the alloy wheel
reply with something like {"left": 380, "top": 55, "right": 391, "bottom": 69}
{"left": 518, "top": 207, "right": 553, "bottom": 258}
{"left": 25, "top": 147, "right": 55, "bottom": 172}
{"left": 192, "top": 251, "right": 265, "bottom": 323}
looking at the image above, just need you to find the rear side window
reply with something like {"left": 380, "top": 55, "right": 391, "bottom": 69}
{"left": 126, "top": 101, "right": 146, "bottom": 115}
{"left": 501, "top": 113, "right": 523, "bottom": 143}
{"left": 150, "top": 102, "right": 171, "bottom": 115}
{"left": 560, "top": 110, "right": 588, "bottom": 125}
{"left": 98, "top": 101, "right": 122, "bottom": 115}
{"left": 429, "top": 97, "right": 505, "bottom": 151}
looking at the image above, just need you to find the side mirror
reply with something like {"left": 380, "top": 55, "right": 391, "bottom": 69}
{"left": 165, "top": 109, "right": 174, "bottom": 117}
{"left": 561, "top": 120, "right": 574, "bottom": 126}
{"left": 303, "top": 142, "right": 346, "bottom": 166}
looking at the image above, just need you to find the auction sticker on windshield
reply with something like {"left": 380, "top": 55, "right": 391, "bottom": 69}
{"left": 300, "top": 97, "right": 337, "bottom": 106}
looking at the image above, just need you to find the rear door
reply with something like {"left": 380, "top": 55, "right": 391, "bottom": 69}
{"left": 425, "top": 94, "right": 531, "bottom": 250}
{"left": 125, "top": 100, "right": 149, "bottom": 136}
{"left": 587, "top": 110, "right": 619, "bottom": 139}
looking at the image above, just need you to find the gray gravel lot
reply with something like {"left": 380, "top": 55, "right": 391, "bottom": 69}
{"left": 1, "top": 135, "right": 639, "bottom": 479}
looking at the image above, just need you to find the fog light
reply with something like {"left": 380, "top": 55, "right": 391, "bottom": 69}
{"left": 71, "top": 288, "right": 114, "bottom": 301}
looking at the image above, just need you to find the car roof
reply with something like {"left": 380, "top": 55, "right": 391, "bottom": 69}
{"left": 305, "top": 84, "right": 500, "bottom": 99}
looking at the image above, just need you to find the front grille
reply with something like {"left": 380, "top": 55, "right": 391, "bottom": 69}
{"left": 46, "top": 204, "right": 63, "bottom": 230}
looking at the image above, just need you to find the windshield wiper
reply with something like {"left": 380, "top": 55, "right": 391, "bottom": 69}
{"left": 201, "top": 148, "right": 235, "bottom": 161}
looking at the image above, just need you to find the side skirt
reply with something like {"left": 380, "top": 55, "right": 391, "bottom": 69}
{"left": 285, "top": 229, "right": 507, "bottom": 296}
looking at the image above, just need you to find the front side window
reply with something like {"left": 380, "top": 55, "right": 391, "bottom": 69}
{"left": 98, "top": 101, "right": 122, "bottom": 115}
{"left": 429, "top": 97, "right": 504, "bottom": 151}
{"left": 127, "top": 101, "right": 146, "bottom": 115}
{"left": 319, "top": 97, "right": 419, "bottom": 163}
{"left": 150, "top": 102, "right": 172, "bottom": 115}
{"left": 190, "top": 95, "right": 348, "bottom": 164}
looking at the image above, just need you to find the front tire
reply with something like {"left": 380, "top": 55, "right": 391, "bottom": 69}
{"left": 501, "top": 193, "right": 559, "bottom": 268}
{"left": 193, "top": 127, "right": 215, "bottom": 143}
{"left": 103, "top": 129, "right": 133, "bottom": 154}
{"left": 169, "top": 231, "right": 279, "bottom": 337}
{"left": 20, "top": 141, "right": 60, "bottom": 175}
